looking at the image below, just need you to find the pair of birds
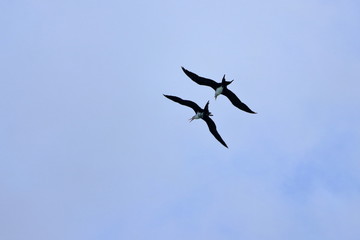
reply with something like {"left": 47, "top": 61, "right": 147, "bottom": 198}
{"left": 164, "top": 67, "right": 256, "bottom": 148}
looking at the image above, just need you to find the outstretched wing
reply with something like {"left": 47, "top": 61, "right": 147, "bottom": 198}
{"left": 222, "top": 88, "right": 256, "bottom": 114}
{"left": 163, "top": 94, "right": 202, "bottom": 113}
{"left": 202, "top": 116, "right": 228, "bottom": 148}
{"left": 181, "top": 67, "right": 218, "bottom": 90}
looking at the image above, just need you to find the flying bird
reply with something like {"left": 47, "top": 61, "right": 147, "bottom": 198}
{"left": 181, "top": 67, "right": 256, "bottom": 114}
{"left": 163, "top": 94, "right": 228, "bottom": 148}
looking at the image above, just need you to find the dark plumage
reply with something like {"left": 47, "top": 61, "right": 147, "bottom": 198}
{"left": 181, "top": 67, "right": 256, "bottom": 114}
{"left": 163, "top": 94, "right": 228, "bottom": 148}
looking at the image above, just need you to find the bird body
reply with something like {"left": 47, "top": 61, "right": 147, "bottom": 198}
{"left": 163, "top": 94, "right": 228, "bottom": 148}
{"left": 181, "top": 67, "right": 256, "bottom": 114}
{"left": 190, "top": 112, "right": 204, "bottom": 122}
{"left": 215, "top": 86, "right": 223, "bottom": 99}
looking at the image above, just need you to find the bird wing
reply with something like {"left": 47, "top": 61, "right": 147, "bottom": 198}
{"left": 202, "top": 116, "right": 228, "bottom": 148}
{"left": 222, "top": 88, "right": 256, "bottom": 114}
{"left": 163, "top": 94, "right": 202, "bottom": 113}
{"left": 181, "top": 67, "right": 218, "bottom": 90}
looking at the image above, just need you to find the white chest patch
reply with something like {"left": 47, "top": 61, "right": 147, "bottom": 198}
{"left": 196, "top": 112, "right": 204, "bottom": 119}
{"left": 215, "top": 86, "right": 223, "bottom": 97}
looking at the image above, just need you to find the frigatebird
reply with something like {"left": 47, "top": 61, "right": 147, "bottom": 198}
{"left": 181, "top": 67, "right": 256, "bottom": 114}
{"left": 163, "top": 94, "right": 228, "bottom": 148}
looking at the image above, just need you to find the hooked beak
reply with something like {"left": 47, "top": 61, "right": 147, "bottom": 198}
{"left": 189, "top": 116, "right": 195, "bottom": 122}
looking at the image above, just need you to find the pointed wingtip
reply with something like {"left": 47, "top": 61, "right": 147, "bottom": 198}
{"left": 220, "top": 141, "right": 228, "bottom": 148}
{"left": 244, "top": 108, "right": 257, "bottom": 114}
{"left": 181, "top": 66, "right": 187, "bottom": 72}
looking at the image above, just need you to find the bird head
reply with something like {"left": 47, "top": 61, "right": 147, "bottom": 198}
{"left": 189, "top": 112, "right": 204, "bottom": 122}
{"left": 189, "top": 115, "right": 196, "bottom": 122}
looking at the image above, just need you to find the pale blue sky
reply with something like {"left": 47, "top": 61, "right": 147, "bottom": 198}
{"left": 1, "top": 0, "right": 360, "bottom": 239}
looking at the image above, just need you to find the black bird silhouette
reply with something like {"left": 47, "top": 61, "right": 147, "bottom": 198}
{"left": 181, "top": 67, "right": 256, "bottom": 114}
{"left": 163, "top": 94, "right": 228, "bottom": 148}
